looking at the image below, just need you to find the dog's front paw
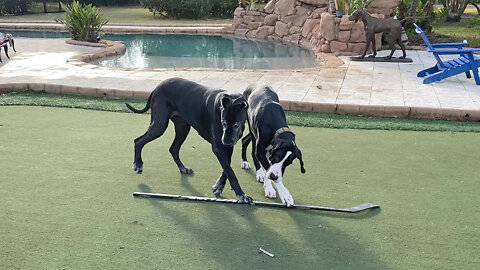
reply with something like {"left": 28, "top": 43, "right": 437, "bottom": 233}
{"left": 179, "top": 166, "right": 194, "bottom": 174}
{"left": 133, "top": 162, "right": 143, "bottom": 174}
{"left": 241, "top": 160, "right": 251, "bottom": 170}
{"left": 212, "top": 184, "right": 225, "bottom": 196}
{"left": 236, "top": 194, "right": 253, "bottom": 204}
{"left": 263, "top": 179, "right": 276, "bottom": 198}
{"left": 384, "top": 56, "right": 392, "bottom": 60}
{"left": 275, "top": 182, "right": 294, "bottom": 207}
{"left": 256, "top": 168, "right": 266, "bottom": 183}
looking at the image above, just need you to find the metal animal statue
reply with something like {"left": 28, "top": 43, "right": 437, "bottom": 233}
{"left": 0, "top": 33, "right": 16, "bottom": 63}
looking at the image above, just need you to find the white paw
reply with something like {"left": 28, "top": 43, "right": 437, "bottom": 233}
{"left": 241, "top": 160, "right": 251, "bottom": 170}
{"left": 264, "top": 179, "right": 276, "bottom": 198}
{"left": 274, "top": 181, "right": 294, "bottom": 207}
{"left": 256, "top": 168, "right": 266, "bottom": 183}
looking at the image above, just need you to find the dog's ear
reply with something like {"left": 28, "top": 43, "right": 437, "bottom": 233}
{"left": 296, "top": 147, "right": 306, "bottom": 174}
{"left": 241, "top": 98, "right": 248, "bottom": 109}
{"left": 232, "top": 96, "right": 248, "bottom": 109}
{"left": 220, "top": 94, "right": 231, "bottom": 109}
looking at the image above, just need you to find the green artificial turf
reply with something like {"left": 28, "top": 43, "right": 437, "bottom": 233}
{"left": 0, "top": 106, "right": 479, "bottom": 269}
{"left": 2, "top": 90, "right": 480, "bottom": 132}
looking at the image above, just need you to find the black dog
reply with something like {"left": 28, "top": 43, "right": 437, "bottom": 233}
{"left": 126, "top": 77, "right": 252, "bottom": 203}
{"left": 0, "top": 33, "right": 16, "bottom": 63}
{"left": 240, "top": 83, "right": 305, "bottom": 206}
{"left": 348, "top": 10, "right": 406, "bottom": 60}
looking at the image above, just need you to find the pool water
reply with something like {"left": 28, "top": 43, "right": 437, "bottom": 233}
{"left": 9, "top": 30, "right": 319, "bottom": 69}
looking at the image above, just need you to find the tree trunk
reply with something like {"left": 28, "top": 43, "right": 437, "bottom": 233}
{"left": 20, "top": 1, "right": 28, "bottom": 14}
{"left": 409, "top": 0, "right": 420, "bottom": 17}
{"left": 43, "top": 0, "right": 48, "bottom": 13}
{"left": 59, "top": 1, "right": 62, "bottom": 11}
{"left": 397, "top": 1, "right": 408, "bottom": 20}
{"left": 403, "top": 0, "right": 420, "bottom": 26}
{"left": 423, "top": 0, "right": 435, "bottom": 17}
{"left": 446, "top": 0, "right": 469, "bottom": 21}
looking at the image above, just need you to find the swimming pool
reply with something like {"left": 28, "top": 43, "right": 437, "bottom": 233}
{"left": 9, "top": 30, "right": 319, "bottom": 69}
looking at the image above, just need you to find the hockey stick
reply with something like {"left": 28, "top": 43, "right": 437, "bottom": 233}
{"left": 133, "top": 192, "right": 379, "bottom": 213}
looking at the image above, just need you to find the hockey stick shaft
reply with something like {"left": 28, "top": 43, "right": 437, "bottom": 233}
{"left": 133, "top": 192, "right": 379, "bottom": 213}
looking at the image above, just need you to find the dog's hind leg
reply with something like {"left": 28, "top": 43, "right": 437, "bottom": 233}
{"left": 369, "top": 34, "right": 377, "bottom": 58}
{"left": 385, "top": 32, "right": 400, "bottom": 60}
{"left": 10, "top": 39, "right": 16, "bottom": 52}
{"left": 169, "top": 116, "right": 193, "bottom": 174}
{"left": 3, "top": 45, "right": 9, "bottom": 59}
{"left": 240, "top": 134, "right": 252, "bottom": 169}
{"left": 397, "top": 38, "right": 406, "bottom": 59}
{"left": 251, "top": 141, "right": 265, "bottom": 183}
{"left": 133, "top": 104, "right": 172, "bottom": 174}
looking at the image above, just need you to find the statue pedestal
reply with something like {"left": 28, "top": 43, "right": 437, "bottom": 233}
{"left": 350, "top": 56, "right": 413, "bottom": 63}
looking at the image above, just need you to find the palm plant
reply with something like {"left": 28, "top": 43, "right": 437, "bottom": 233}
{"left": 55, "top": 1, "right": 109, "bottom": 43}
{"left": 347, "top": 0, "right": 374, "bottom": 11}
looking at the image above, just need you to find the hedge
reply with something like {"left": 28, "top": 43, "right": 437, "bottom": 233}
{"left": 141, "top": 0, "right": 238, "bottom": 19}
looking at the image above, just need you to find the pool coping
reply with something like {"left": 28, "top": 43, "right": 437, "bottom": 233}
{"left": 1, "top": 83, "right": 479, "bottom": 122}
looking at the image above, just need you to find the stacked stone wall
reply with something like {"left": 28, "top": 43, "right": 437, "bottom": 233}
{"left": 231, "top": 0, "right": 400, "bottom": 59}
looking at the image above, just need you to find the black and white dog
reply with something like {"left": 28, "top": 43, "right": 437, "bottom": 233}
{"left": 0, "top": 33, "right": 16, "bottom": 63}
{"left": 126, "top": 78, "right": 253, "bottom": 203}
{"left": 241, "top": 83, "right": 305, "bottom": 206}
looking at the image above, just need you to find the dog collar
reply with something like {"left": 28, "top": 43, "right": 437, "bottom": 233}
{"left": 273, "top": 127, "right": 294, "bottom": 139}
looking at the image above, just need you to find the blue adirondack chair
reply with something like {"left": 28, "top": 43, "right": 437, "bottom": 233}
{"left": 414, "top": 23, "right": 480, "bottom": 85}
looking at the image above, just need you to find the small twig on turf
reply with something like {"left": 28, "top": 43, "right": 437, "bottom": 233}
{"left": 259, "top": 248, "right": 275, "bottom": 258}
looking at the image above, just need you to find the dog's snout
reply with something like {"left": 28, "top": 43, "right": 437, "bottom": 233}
{"left": 221, "top": 137, "right": 236, "bottom": 147}
{"left": 269, "top": 173, "right": 278, "bottom": 181}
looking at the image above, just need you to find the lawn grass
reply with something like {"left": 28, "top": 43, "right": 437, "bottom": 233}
{"left": 0, "top": 6, "right": 233, "bottom": 25}
{"left": 427, "top": 5, "right": 480, "bottom": 47}
{"left": 2, "top": 90, "right": 480, "bottom": 132}
{"left": 432, "top": 19, "right": 480, "bottom": 48}
{"left": 0, "top": 105, "right": 479, "bottom": 269}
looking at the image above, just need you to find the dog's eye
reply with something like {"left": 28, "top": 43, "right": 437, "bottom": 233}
{"left": 233, "top": 123, "right": 240, "bottom": 129}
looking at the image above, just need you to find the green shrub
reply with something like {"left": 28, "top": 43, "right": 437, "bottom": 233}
{"left": 141, "top": 0, "right": 237, "bottom": 19}
{"left": 346, "top": 0, "right": 374, "bottom": 11}
{"left": 55, "top": 1, "right": 109, "bottom": 43}
{"left": 0, "top": 0, "right": 33, "bottom": 15}
{"left": 462, "top": 16, "right": 480, "bottom": 28}
{"left": 433, "top": 6, "right": 449, "bottom": 19}
{"left": 76, "top": 0, "right": 140, "bottom": 5}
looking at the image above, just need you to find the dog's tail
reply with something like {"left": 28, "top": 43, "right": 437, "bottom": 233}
{"left": 125, "top": 92, "right": 152, "bottom": 113}
{"left": 398, "top": 16, "right": 427, "bottom": 26}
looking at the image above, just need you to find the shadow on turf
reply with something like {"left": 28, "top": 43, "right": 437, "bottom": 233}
{"left": 135, "top": 180, "right": 387, "bottom": 269}
{"left": 176, "top": 173, "right": 381, "bottom": 218}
